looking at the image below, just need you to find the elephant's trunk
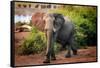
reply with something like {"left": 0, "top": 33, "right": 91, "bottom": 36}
{"left": 45, "top": 30, "right": 53, "bottom": 57}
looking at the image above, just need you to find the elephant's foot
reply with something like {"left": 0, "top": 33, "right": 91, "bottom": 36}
{"left": 73, "top": 50, "right": 77, "bottom": 55}
{"left": 65, "top": 53, "right": 78, "bottom": 58}
{"left": 65, "top": 54, "right": 72, "bottom": 58}
{"left": 51, "top": 57, "right": 56, "bottom": 60}
{"left": 43, "top": 59, "right": 50, "bottom": 63}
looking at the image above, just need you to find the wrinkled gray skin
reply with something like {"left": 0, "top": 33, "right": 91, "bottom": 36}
{"left": 43, "top": 13, "right": 77, "bottom": 63}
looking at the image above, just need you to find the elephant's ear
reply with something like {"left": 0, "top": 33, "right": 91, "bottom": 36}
{"left": 53, "top": 14, "right": 65, "bottom": 32}
{"left": 31, "top": 12, "right": 45, "bottom": 31}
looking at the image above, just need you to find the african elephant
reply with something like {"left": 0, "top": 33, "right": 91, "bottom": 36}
{"left": 31, "top": 12, "right": 77, "bottom": 63}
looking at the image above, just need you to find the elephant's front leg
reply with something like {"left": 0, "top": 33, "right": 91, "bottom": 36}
{"left": 65, "top": 45, "right": 72, "bottom": 58}
{"left": 51, "top": 32, "right": 58, "bottom": 60}
{"left": 43, "top": 30, "right": 53, "bottom": 63}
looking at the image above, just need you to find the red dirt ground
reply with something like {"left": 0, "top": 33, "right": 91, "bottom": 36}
{"left": 15, "top": 32, "right": 97, "bottom": 66}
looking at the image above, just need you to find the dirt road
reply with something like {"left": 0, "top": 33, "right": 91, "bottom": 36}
{"left": 15, "top": 46, "right": 97, "bottom": 66}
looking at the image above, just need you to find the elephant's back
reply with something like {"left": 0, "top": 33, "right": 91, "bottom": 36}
{"left": 64, "top": 16, "right": 74, "bottom": 32}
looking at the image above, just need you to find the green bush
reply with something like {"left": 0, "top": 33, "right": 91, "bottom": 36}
{"left": 17, "top": 27, "right": 46, "bottom": 55}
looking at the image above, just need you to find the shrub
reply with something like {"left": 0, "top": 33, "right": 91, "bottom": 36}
{"left": 17, "top": 27, "right": 46, "bottom": 55}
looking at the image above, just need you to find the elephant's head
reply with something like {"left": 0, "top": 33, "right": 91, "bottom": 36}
{"left": 43, "top": 13, "right": 65, "bottom": 32}
{"left": 31, "top": 12, "right": 65, "bottom": 45}
{"left": 31, "top": 12, "right": 65, "bottom": 32}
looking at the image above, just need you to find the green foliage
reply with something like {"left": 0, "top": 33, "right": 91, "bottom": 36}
{"left": 17, "top": 27, "right": 46, "bottom": 55}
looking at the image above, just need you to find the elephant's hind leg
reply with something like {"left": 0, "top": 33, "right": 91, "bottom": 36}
{"left": 65, "top": 34, "right": 74, "bottom": 58}
{"left": 65, "top": 45, "right": 72, "bottom": 58}
{"left": 71, "top": 43, "right": 77, "bottom": 55}
{"left": 65, "top": 35, "right": 77, "bottom": 58}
